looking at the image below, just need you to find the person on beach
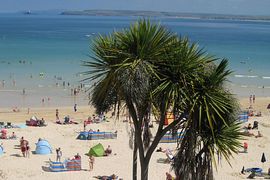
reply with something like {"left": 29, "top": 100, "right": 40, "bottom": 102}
{"left": 10, "top": 132, "right": 16, "bottom": 139}
{"left": 26, "top": 143, "right": 30, "bottom": 158}
{"left": 166, "top": 172, "right": 174, "bottom": 180}
{"left": 83, "top": 121, "right": 87, "bottom": 131}
{"left": 249, "top": 95, "right": 252, "bottom": 104}
{"left": 246, "top": 123, "right": 252, "bottom": 130}
{"left": 22, "top": 88, "right": 26, "bottom": 95}
{"left": 255, "top": 131, "right": 263, "bottom": 138}
{"left": 74, "top": 104, "right": 77, "bottom": 112}
{"left": 20, "top": 138, "right": 27, "bottom": 157}
{"left": 56, "top": 148, "right": 62, "bottom": 162}
{"left": 89, "top": 154, "right": 95, "bottom": 171}
{"left": 104, "top": 145, "right": 112, "bottom": 156}
{"left": 243, "top": 142, "right": 248, "bottom": 153}
{"left": 74, "top": 153, "right": 81, "bottom": 160}
{"left": 253, "top": 95, "right": 255, "bottom": 103}
{"left": 56, "top": 109, "right": 59, "bottom": 120}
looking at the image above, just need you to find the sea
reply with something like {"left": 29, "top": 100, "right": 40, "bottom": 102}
{"left": 1, "top": 13, "right": 270, "bottom": 107}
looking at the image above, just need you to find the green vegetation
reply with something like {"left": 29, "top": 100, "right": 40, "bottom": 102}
{"left": 62, "top": 10, "right": 270, "bottom": 21}
{"left": 83, "top": 19, "right": 242, "bottom": 180}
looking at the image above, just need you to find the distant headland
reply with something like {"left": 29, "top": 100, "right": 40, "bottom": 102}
{"left": 61, "top": 10, "right": 270, "bottom": 21}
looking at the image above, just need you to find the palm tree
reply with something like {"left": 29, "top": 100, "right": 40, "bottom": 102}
{"left": 83, "top": 19, "right": 178, "bottom": 180}
{"left": 83, "top": 19, "right": 242, "bottom": 180}
{"left": 172, "top": 60, "right": 243, "bottom": 180}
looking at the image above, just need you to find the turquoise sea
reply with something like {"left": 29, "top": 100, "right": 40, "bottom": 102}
{"left": 1, "top": 14, "right": 270, "bottom": 107}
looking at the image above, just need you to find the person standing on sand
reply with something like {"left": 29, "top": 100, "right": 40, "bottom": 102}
{"left": 253, "top": 95, "right": 255, "bottom": 104}
{"left": 89, "top": 155, "right": 95, "bottom": 171}
{"left": 83, "top": 120, "right": 87, "bottom": 131}
{"left": 56, "top": 109, "right": 59, "bottom": 120}
{"left": 56, "top": 148, "right": 62, "bottom": 162}
{"left": 23, "top": 88, "right": 25, "bottom": 95}
{"left": 74, "top": 104, "right": 77, "bottom": 112}
{"left": 26, "top": 143, "right": 30, "bottom": 158}
{"left": 249, "top": 95, "right": 252, "bottom": 104}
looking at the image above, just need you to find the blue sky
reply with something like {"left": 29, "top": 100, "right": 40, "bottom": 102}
{"left": 0, "top": 0, "right": 269, "bottom": 15}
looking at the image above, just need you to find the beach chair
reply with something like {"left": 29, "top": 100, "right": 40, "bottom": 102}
{"left": 0, "top": 122, "right": 4, "bottom": 128}
{"left": 5, "top": 122, "right": 12, "bottom": 128}
{"left": 64, "top": 116, "right": 70, "bottom": 124}
{"left": 252, "top": 121, "right": 258, "bottom": 129}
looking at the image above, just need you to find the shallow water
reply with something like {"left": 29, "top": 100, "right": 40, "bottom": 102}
{"left": 1, "top": 14, "right": 270, "bottom": 107}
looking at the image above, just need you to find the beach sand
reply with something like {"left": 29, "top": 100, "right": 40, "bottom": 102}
{"left": 0, "top": 97, "right": 270, "bottom": 179}
{"left": 0, "top": 106, "right": 176, "bottom": 180}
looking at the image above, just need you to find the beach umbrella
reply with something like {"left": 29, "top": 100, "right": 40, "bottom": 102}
{"left": 261, "top": 153, "right": 266, "bottom": 163}
{"left": 241, "top": 166, "right": 245, "bottom": 174}
{"left": 261, "top": 153, "right": 266, "bottom": 171}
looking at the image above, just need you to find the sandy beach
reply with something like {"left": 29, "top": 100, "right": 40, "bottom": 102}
{"left": 0, "top": 105, "right": 176, "bottom": 180}
{"left": 0, "top": 97, "right": 270, "bottom": 180}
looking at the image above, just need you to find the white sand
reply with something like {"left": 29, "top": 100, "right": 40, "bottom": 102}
{"left": 0, "top": 97, "right": 270, "bottom": 180}
{"left": 0, "top": 106, "right": 176, "bottom": 180}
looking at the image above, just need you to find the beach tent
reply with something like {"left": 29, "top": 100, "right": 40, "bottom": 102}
{"left": 35, "top": 140, "right": 52, "bottom": 155}
{"left": 87, "top": 143, "right": 105, "bottom": 157}
{"left": 49, "top": 160, "right": 66, "bottom": 172}
{"left": 77, "top": 131, "right": 88, "bottom": 140}
{"left": 0, "top": 146, "right": 3, "bottom": 155}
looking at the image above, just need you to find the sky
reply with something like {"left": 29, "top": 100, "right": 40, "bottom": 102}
{"left": 0, "top": 0, "right": 270, "bottom": 16}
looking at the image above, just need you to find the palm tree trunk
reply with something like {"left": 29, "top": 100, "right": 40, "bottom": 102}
{"left": 140, "top": 158, "right": 150, "bottom": 180}
{"left": 132, "top": 140, "right": 138, "bottom": 180}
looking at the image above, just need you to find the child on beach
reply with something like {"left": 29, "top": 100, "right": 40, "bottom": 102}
{"left": 56, "top": 148, "right": 62, "bottom": 162}
{"left": 89, "top": 155, "right": 95, "bottom": 171}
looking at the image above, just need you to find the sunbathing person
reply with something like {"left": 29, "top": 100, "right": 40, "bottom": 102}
{"left": 104, "top": 145, "right": 112, "bottom": 156}
{"left": 166, "top": 172, "right": 174, "bottom": 180}
{"left": 94, "top": 174, "right": 118, "bottom": 180}
{"left": 245, "top": 123, "right": 252, "bottom": 130}
{"left": 242, "top": 129, "right": 254, "bottom": 136}
{"left": 255, "top": 131, "right": 263, "bottom": 138}
{"left": 156, "top": 147, "right": 163, "bottom": 152}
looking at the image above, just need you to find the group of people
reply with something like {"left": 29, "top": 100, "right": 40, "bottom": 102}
{"left": 249, "top": 95, "right": 256, "bottom": 104}
{"left": 1, "top": 130, "right": 16, "bottom": 139}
